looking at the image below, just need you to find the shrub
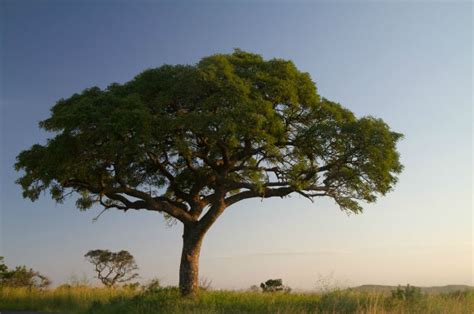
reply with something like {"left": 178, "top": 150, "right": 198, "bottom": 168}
{"left": 143, "top": 279, "right": 162, "bottom": 293}
{"left": 260, "top": 279, "right": 291, "bottom": 293}
{"left": 391, "top": 284, "right": 422, "bottom": 302}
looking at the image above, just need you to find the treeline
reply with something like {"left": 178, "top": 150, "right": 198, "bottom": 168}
{"left": 0, "top": 256, "right": 50, "bottom": 288}
{"left": 0, "top": 249, "right": 139, "bottom": 289}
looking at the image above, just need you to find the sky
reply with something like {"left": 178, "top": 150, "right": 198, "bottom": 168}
{"left": 0, "top": 1, "right": 472, "bottom": 290}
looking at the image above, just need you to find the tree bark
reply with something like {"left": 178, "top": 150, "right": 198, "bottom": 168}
{"left": 179, "top": 224, "right": 204, "bottom": 296}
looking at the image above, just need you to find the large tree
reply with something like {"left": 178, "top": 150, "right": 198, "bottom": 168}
{"left": 15, "top": 50, "right": 403, "bottom": 296}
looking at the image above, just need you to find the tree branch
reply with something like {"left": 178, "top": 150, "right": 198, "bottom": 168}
{"left": 224, "top": 186, "right": 295, "bottom": 207}
{"left": 64, "top": 179, "right": 194, "bottom": 223}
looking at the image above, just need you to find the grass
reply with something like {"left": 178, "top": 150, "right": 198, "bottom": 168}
{"left": 0, "top": 285, "right": 472, "bottom": 313}
{"left": 0, "top": 285, "right": 137, "bottom": 313}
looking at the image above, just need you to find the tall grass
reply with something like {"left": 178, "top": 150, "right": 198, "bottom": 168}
{"left": 0, "top": 285, "right": 472, "bottom": 313}
{"left": 0, "top": 285, "right": 138, "bottom": 313}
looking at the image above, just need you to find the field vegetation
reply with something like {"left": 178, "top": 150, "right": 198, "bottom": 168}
{"left": 1, "top": 284, "right": 472, "bottom": 313}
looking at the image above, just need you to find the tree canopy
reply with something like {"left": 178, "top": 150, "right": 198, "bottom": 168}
{"left": 15, "top": 50, "right": 402, "bottom": 223}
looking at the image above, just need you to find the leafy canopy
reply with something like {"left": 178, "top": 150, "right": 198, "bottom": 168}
{"left": 15, "top": 50, "right": 403, "bottom": 224}
{"left": 0, "top": 256, "right": 51, "bottom": 288}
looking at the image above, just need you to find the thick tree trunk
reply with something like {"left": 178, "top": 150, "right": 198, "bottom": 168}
{"left": 179, "top": 224, "right": 204, "bottom": 296}
{"left": 179, "top": 199, "right": 226, "bottom": 296}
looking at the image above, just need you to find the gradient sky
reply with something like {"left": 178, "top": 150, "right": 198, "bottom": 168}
{"left": 1, "top": 1, "right": 472, "bottom": 290}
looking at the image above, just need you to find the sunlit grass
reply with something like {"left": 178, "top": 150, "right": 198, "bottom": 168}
{"left": 0, "top": 285, "right": 138, "bottom": 313}
{"left": 0, "top": 285, "right": 472, "bottom": 313}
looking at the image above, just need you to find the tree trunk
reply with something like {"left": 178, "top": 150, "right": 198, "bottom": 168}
{"left": 179, "top": 224, "right": 204, "bottom": 296}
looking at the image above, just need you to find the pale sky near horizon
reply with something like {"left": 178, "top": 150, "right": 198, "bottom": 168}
{"left": 1, "top": 1, "right": 472, "bottom": 290}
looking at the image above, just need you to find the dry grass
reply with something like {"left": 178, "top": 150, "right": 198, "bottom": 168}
{"left": 0, "top": 285, "right": 472, "bottom": 313}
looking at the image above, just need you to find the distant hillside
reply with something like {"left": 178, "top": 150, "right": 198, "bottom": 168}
{"left": 352, "top": 284, "right": 474, "bottom": 294}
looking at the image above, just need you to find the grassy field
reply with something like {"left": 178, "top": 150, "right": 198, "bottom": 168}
{"left": 0, "top": 285, "right": 473, "bottom": 313}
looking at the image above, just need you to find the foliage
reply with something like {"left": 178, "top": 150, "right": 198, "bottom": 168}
{"left": 84, "top": 250, "right": 138, "bottom": 287}
{"left": 0, "top": 256, "right": 7, "bottom": 274}
{"left": 260, "top": 278, "right": 291, "bottom": 293}
{"left": 0, "top": 285, "right": 472, "bottom": 314}
{"left": 391, "top": 284, "right": 423, "bottom": 302}
{"left": 0, "top": 256, "right": 51, "bottom": 289}
{"left": 143, "top": 278, "right": 162, "bottom": 293}
{"left": 15, "top": 49, "right": 403, "bottom": 221}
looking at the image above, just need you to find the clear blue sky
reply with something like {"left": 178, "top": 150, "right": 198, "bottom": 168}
{"left": 1, "top": 1, "right": 472, "bottom": 289}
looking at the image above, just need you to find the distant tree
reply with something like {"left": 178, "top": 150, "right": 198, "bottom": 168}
{"left": 0, "top": 257, "right": 51, "bottom": 288}
{"left": 84, "top": 249, "right": 138, "bottom": 287}
{"left": 249, "top": 284, "right": 260, "bottom": 292}
{"left": 15, "top": 50, "right": 403, "bottom": 296}
{"left": 260, "top": 278, "right": 291, "bottom": 293}
{"left": 391, "top": 284, "right": 422, "bottom": 302}
{"left": 0, "top": 257, "right": 9, "bottom": 285}
{"left": 0, "top": 257, "right": 7, "bottom": 275}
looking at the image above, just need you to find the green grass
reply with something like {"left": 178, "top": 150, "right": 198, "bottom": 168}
{"left": 0, "top": 285, "right": 137, "bottom": 313}
{"left": 1, "top": 286, "right": 472, "bottom": 313}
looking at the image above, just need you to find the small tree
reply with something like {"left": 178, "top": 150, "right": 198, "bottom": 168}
{"left": 84, "top": 249, "right": 138, "bottom": 287}
{"left": 0, "top": 257, "right": 51, "bottom": 288}
{"left": 260, "top": 278, "right": 291, "bottom": 293}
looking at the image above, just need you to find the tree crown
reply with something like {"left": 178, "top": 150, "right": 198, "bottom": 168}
{"left": 15, "top": 50, "right": 403, "bottom": 225}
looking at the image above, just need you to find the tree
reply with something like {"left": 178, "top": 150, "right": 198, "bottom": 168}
{"left": 15, "top": 50, "right": 403, "bottom": 296}
{"left": 0, "top": 257, "right": 51, "bottom": 288}
{"left": 84, "top": 249, "right": 139, "bottom": 287}
{"left": 260, "top": 278, "right": 291, "bottom": 293}
{"left": 0, "top": 257, "right": 7, "bottom": 275}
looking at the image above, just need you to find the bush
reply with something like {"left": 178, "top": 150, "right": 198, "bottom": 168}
{"left": 259, "top": 279, "right": 291, "bottom": 293}
{"left": 143, "top": 279, "right": 161, "bottom": 293}
{"left": 391, "top": 284, "right": 422, "bottom": 302}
